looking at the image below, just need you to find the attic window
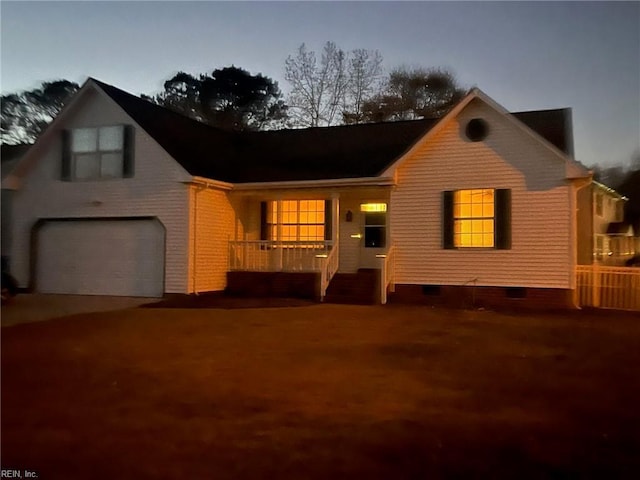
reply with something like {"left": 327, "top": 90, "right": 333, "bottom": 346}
{"left": 465, "top": 118, "right": 489, "bottom": 142}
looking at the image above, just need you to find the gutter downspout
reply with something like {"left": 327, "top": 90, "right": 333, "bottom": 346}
{"left": 192, "top": 184, "right": 205, "bottom": 295}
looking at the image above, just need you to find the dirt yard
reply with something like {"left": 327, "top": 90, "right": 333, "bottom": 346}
{"left": 2, "top": 304, "right": 639, "bottom": 479}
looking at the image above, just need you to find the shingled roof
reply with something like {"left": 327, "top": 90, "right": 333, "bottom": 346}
{"left": 93, "top": 79, "right": 574, "bottom": 183}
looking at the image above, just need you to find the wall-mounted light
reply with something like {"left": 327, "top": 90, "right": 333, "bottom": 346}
{"left": 350, "top": 233, "right": 362, "bottom": 239}
{"left": 360, "top": 203, "right": 387, "bottom": 212}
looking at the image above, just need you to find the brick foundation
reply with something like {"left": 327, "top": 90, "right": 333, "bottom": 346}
{"left": 389, "top": 284, "right": 576, "bottom": 310}
{"left": 226, "top": 272, "right": 319, "bottom": 300}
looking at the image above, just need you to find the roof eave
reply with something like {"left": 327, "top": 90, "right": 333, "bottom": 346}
{"left": 231, "top": 175, "right": 396, "bottom": 191}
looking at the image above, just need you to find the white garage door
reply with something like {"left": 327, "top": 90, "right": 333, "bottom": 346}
{"left": 36, "top": 219, "right": 164, "bottom": 297}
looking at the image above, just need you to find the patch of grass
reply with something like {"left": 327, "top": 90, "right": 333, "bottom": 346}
{"left": 2, "top": 305, "right": 640, "bottom": 479}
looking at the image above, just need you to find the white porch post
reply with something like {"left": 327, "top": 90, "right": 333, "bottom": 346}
{"left": 331, "top": 193, "right": 339, "bottom": 248}
{"left": 276, "top": 198, "right": 283, "bottom": 271}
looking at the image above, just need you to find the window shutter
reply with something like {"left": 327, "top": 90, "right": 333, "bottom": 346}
{"left": 122, "top": 125, "right": 135, "bottom": 178}
{"left": 442, "top": 191, "right": 454, "bottom": 249}
{"left": 324, "top": 200, "right": 332, "bottom": 241}
{"left": 260, "top": 201, "right": 268, "bottom": 240}
{"left": 495, "top": 189, "right": 512, "bottom": 250}
{"left": 61, "top": 129, "right": 72, "bottom": 181}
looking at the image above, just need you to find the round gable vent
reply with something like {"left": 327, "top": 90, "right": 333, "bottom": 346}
{"left": 465, "top": 118, "right": 489, "bottom": 142}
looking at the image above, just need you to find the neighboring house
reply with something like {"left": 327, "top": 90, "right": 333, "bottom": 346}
{"left": 2, "top": 78, "right": 592, "bottom": 308}
{"left": 1, "top": 144, "right": 32, "bottom": 265}
{"left": 577, "top": 181, "right": 636, "bottom": 266}
{"left": 616, "top": 169, "right": 640, "bottom": 235}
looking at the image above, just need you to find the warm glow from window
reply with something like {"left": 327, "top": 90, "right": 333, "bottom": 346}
{"left": 454, "top": 189, "right": 494, "bottom": 247}
{"left": 360, "top": 203, "right": 387, "bottom": 212}
{"left": 268, "top": 200, "right": 325, "bottom": 242}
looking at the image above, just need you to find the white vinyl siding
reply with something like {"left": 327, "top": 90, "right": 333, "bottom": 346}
{"left": 187, "top": 185, "right": 238, "bottom": 293}
{"left": 9, "top": 86, "right": 192, "bottom": 294}
{"left": 390, "top": 99, "right": 573, "bottom": 289}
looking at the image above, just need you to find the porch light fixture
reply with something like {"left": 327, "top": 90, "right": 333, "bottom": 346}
{"left": 315, "top": 254, "right": 328, "bottom": 258}
{"left": 375, "top": 254, "right": 387, "bottom": 258}
{"left": 350, "top": 233, "right": 362, "bottom": 239}
{"left": 360, "top": 203, "right": 387, "bottom": 212}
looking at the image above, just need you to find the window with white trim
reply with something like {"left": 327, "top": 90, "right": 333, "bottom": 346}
{"left": 61, "top": 125, "right": 134, "bottom": 181}
{"left": 265, "top": 200, "right": 326, "bottom": 242}
{"left": 443, "top": 188, "right": 511, "bottom": 250}
{"left": 453, "top": 189, "right": 495, "bottom": 248}
{"left": 69, "top": 126, "right": 128, "bottom": 180}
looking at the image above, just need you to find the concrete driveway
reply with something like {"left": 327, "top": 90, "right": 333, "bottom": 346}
{"left": 1, "top": 294, "right": 152, "bottom": 327}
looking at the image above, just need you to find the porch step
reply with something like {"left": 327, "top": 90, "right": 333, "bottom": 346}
{"left": 324, "top": 269, "right": 380, "bottom": 305}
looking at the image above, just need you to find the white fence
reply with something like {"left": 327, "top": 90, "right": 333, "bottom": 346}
{"left": 576, "top": 265, "right": 640, "bottom": 311}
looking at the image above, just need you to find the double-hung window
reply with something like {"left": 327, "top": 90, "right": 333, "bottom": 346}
{"left": 443, "top": 188, "right": 511, "bottom": 249}
{"left": 62, "top": 125, "right": 134, "bottom": 181}
{"left": 261, "top": 200, "right": 330, "bottom": 244}
{"left": 453, "top": 189, "right": 495, "bottom": 247}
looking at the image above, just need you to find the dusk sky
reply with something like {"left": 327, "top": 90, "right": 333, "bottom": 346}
{"left": 1, "top": 1, "right": 638, "bottom": 170}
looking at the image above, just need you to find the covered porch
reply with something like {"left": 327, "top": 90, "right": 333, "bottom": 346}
{"left": 226, "top": 187, "right": 395, "bottom": 302}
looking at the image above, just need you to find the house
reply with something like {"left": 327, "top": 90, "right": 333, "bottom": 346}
{"left": 1, "top": 144, "right": 31, "bottom": 266}
{"left": 576, "top": 181, "right": 637, "bottom": 266}
{"left": 2, "top": 78, "right": 592, "bottom": 308}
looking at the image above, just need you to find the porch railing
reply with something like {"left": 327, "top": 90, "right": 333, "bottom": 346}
{"left": 229, "top": 240, "right": 333, "bottom": 272}
{"left": 319, "top": 242, "right": 339, "bottom": 301}
{"left": 379, "top": 244, "right": 396, "bottom": 304}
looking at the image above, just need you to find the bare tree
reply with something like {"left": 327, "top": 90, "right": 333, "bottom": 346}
{"left": 343, "top": 49, "right": 384, "bottom": 124}
{"left": 285, "top": 42, "right": 379, "bottom": 127}
{"left": 285, "top": 42, "right": 348, "bottom": 127}
{"left": 321, "top": 42, "right": 349, "bottom": 127}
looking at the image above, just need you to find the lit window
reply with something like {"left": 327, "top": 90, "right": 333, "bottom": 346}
{"left": 453, "top": 189, "right": 495, "bottom": 247}
{"left": 267, "top": 200, "right": 325, "bottom": 242}
{"left": 360, "top": 203, "right": 387, "bottom": 213}
{"left": 71, "top": 126, "right": 125, "bottom": 180}
{"left": 360, "top": 203, "right": 387, "bottom": 248}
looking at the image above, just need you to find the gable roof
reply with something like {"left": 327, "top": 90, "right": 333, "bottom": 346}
{"left": 93, "top": 79, "right": 577, "bottom": 184}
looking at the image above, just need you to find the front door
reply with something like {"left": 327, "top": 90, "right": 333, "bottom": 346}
{"left": 358, "top": 202, "right": 388, "bottom": 269}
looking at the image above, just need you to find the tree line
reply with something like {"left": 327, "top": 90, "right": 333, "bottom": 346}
{"left": 1, "top": 41, "right": 466, "bottom": 144}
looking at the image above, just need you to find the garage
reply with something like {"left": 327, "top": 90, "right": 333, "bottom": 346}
{"left": 35, "top": 218, "right": 165, "bottom": 297}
